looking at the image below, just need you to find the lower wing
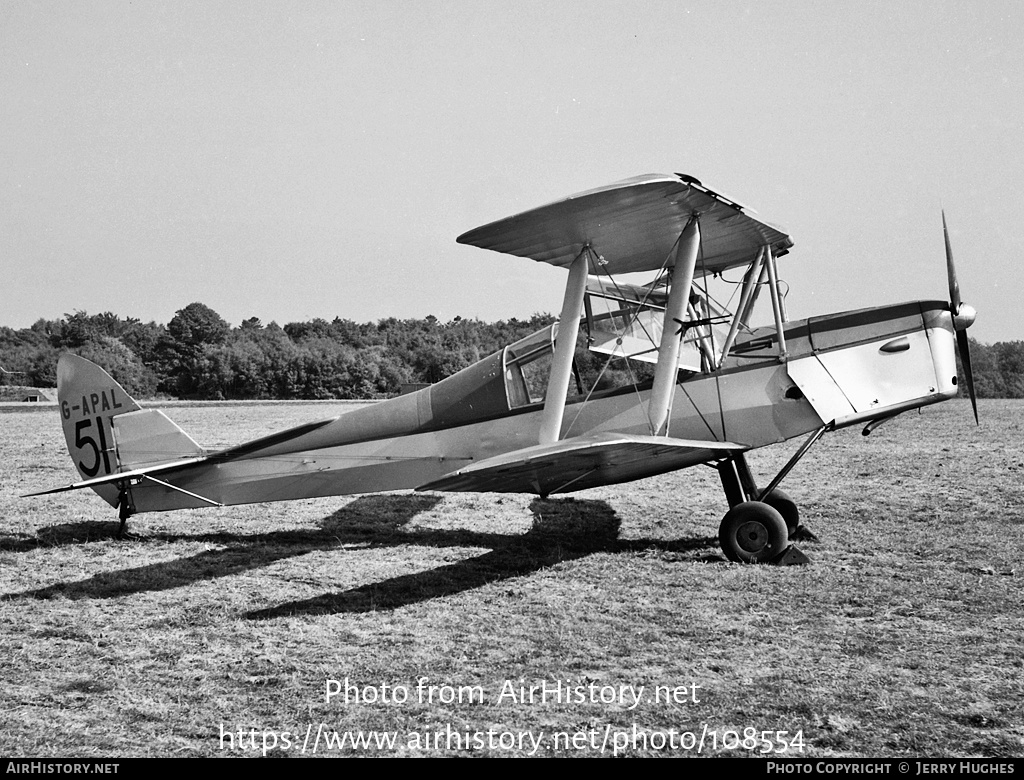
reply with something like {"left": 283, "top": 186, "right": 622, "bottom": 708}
{"left": 417, "top": 433, "right": 746, "bottom": 496}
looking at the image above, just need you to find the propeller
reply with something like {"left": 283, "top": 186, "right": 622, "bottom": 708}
{"left": 942, "top": 210, "right": 978, "bottom": 424}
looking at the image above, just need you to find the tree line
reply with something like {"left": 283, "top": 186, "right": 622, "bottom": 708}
{"left": 1, "top": 303, "right": 1021, "bottom": 400}
{"left": 0, "top": 304, "right": 554, "bottom": 400}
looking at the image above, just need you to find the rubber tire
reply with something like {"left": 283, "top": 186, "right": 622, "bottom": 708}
{"left": 719, "top": 501, "right": 790, "bottom": 564}
{"left": 761, "top": 489, "right": 799, "bottom": 539}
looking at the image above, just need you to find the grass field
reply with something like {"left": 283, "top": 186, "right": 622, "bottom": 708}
{"left": 1, "top": 399, "right": 1021, "bottom": 757}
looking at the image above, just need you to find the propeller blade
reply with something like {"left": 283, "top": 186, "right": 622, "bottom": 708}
{"left": 956, "top": 329, "right": 979, "bottom": 425}
{"left": 943, "top": 210, "right": 961, "bottom": 313}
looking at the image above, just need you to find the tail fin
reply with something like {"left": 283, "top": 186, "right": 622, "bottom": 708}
{"left": 57, "top": 354, "right": 203, "bottom": 507}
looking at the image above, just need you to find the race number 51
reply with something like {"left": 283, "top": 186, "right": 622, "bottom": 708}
{"left": 76, "top": 416, "right": 112, "bottom": 477}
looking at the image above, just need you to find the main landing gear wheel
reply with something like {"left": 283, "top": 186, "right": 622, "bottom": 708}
{"left": 719, "top": 501, "right": 790, "bottom": 564}
{"left": 761, "top": 489, "right": 799, "bottom": 539}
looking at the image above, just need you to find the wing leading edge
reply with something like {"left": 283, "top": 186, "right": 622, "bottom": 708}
{"left": 417, "top": 433, "right": 746, "bottom": 496}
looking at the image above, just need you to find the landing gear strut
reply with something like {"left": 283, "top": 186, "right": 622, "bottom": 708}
{"left": 714, "top": 426, "right": 826, "bottom": 564}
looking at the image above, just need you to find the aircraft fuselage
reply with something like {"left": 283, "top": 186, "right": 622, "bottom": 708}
{"left": 123, "top": 299, "right": 958, "bottom": 513}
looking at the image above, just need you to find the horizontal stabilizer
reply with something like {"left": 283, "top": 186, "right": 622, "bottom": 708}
{"left": 417, "top": 434, "right": 746, "bottom": 496}
{"left": 25, "top": 416, "right": 341, "bottom": 499}
{"left": 22, "top": 457, "right": 207, "bottom": 497}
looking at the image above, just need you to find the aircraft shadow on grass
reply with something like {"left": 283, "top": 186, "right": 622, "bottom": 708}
{"left": 5, "top": 494, "right": 721, "bottom": 617}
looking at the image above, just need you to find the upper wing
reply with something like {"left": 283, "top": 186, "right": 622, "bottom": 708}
{"left": 457, "top": 173, "right": 792, "bottom": 275}
{"left": 416, "top": 433, "right": 746, "bottom": 496}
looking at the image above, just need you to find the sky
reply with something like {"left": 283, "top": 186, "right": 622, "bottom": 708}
{"left": 2, "top": 1, "right": 1021, "bottom": 343}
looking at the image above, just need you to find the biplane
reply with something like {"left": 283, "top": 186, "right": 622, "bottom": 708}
{"left": 30, "top": 173, "right": 978, "bottom": 564}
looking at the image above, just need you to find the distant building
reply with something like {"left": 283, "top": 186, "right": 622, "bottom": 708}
{"left": 0, "top": 386, "right": 57, "bottom": 402}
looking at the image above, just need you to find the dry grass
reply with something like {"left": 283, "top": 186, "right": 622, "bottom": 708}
{"left": 1, "top": 399, "right": 1021, "bottom": 757}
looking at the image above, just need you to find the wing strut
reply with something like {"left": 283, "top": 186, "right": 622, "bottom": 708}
{"left": 539, "top": 246, "right": 591, "bottom": 444}
{"left": 765, "top": 244, "right": 789, "bottom": 358}
{"left": 739, "top": 256, "right": 769, "bottom": 330}
{"left": 686, "top": 300, "right": 716, "bottom": 372}
{"left": 719, "top": 246, "right": 765, "bottom": 364}
{"left": 649, "top": 214, "right": 701, "bottom": 435}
